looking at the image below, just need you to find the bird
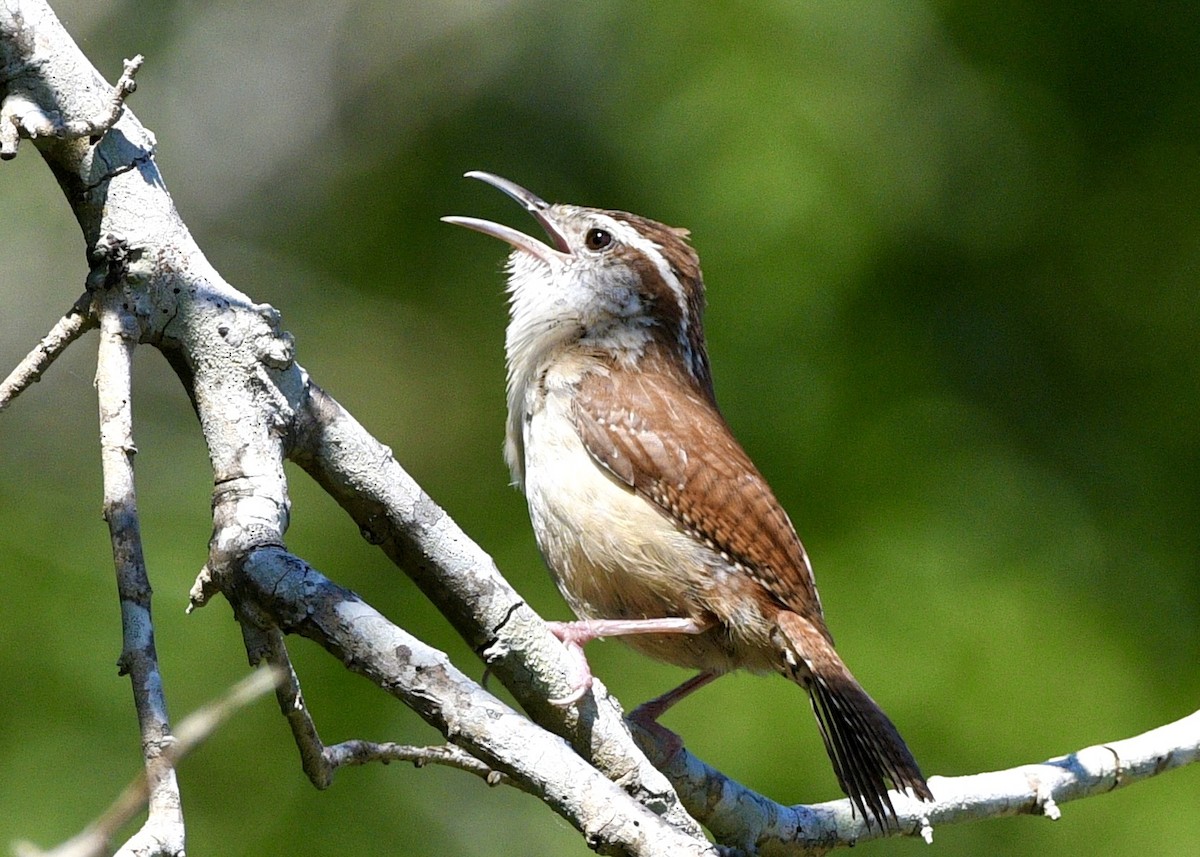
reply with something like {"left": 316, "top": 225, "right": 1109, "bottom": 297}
{"left": 444, "top": 171, "right": 933, "bottom": 828}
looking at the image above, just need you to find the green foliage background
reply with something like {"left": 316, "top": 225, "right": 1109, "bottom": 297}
{"left": 2, "top": 2, "right": 1198, "bottom": 854}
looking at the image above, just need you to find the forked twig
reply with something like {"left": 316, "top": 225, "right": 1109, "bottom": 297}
{"left": 251, "top": 626, "right": 511, "bottom": 790}
{"left": 0, "top": 53, "right": 143, "bottom": 159}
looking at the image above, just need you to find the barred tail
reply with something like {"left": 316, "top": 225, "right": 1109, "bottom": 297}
{"left": 776, "top": 611, "right": 932, "bottom": 829}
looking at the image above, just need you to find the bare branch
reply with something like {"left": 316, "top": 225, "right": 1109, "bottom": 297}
{"left": 95, "top": 294, "right": 184, "bottom": 857}
{"left": 632, "top": 707, "right": 1200, "bottom": 853}
{"left": 327, "top": 742, "right": 514, "bottom": 788}
{"left": 14, "top": 668, "right": 282, "bottom": 857}
{"left": 225, "top": 545, "right": 715, "bottom": 857}
{"left": 0, "top": 291, "right": 95, "bottom": 410}
{"left": 290, "top": 383, "right": 706, "bottom": 838}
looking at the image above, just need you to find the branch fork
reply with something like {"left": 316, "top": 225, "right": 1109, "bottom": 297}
{"left": 0, "top": 40, "right": 141, "bottom": 159}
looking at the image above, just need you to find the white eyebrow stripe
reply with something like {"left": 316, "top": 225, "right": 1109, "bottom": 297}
{"left": 603, "top": 216, "right": 695, "bottom": 371}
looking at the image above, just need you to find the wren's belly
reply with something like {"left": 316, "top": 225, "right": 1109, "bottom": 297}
{"left": 521, "top": 394, "right": 776, "bottom": 675}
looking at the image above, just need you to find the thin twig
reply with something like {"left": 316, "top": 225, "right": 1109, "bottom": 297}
{"left": 95, "top": 299, "right": 183, "bottom": 857}
{"left": 328, "top": 741, "right": 514, "bottom": 787}
{"left": 259, "top": 626, "right": 338, "bottom": 788}
{"left": 14, "top": 668, "right": 283, "bottom": 857}
{"left": 0, "top": 54, "right": 143, "bottom": 159}
{"left": 256, "top": 627, "right": 513, "bottom": 789}
{"left": 0, "top": 291, "right": 95, "bottom": 411}
{"left": 236, "top": 597, "right": 515, "bottom": 797}
{"left": 83, "top": 55, "right": 144, "bottom": 139}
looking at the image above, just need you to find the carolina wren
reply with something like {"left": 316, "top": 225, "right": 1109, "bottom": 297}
{"left": 445, "top": 172, "right": 933, "bottom": 828}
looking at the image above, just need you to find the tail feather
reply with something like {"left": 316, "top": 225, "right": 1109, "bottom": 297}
{"left": 776, "top": 611, "right": 932, "bottom": 830}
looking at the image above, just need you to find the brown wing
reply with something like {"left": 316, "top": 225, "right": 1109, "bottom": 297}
{"left": 573, "top": 357, "right": 829, "bottom": 636}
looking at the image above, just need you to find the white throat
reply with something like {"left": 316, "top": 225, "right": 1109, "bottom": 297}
{"left": 502, "top": 245, "right": 656, "bottom": 487}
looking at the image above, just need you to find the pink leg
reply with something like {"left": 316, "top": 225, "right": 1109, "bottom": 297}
{"left": 545, "top": 617, "right": 711, "bottom": 706}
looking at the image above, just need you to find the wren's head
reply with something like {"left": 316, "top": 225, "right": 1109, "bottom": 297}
{"left": 444, "top": 172, "right": 713, "bottom": 391}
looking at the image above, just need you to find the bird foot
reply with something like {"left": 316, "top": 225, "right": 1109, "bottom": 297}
{"left": 544, "top": 622, "right": 595, "bottom": 705}
{"left": 543, "top": 618, "right": 711, "bottom": 706}
{"left": 626, "top": 702, "right": 686, "bottom": 760}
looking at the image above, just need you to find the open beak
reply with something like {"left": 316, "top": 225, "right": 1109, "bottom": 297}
{"left": 442, "top": 171, "right": 572, "bottom": 264}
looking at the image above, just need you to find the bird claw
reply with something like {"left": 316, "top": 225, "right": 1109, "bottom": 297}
{"left": 626, "top": 703, "right": 686, "bottom": 760}
{"left": 545, "top": 622, "right": 596, "bottom": 706}
{"left": 547, "top": 681, "right": 591, "bottom": 706}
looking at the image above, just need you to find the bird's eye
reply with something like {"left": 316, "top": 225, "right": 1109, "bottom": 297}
{"left": 584, "top": 228, "right": 613, "bottom": 251}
